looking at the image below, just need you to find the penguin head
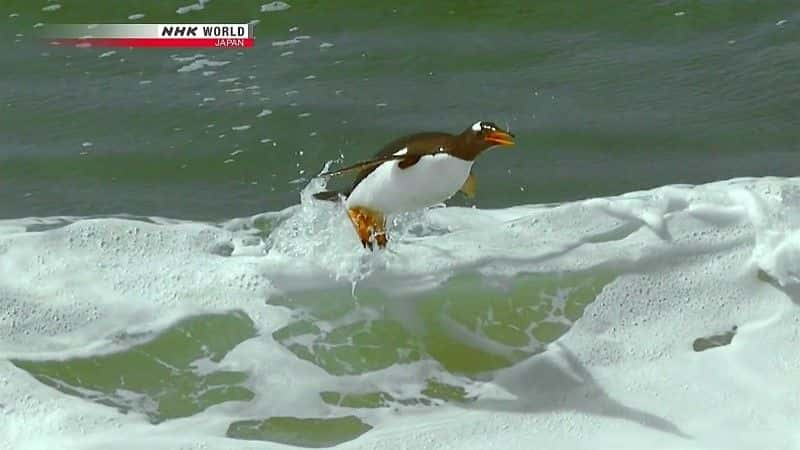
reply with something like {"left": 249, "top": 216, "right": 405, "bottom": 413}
{"left": 464, "top": 121, "right": 515, "bottom": 149}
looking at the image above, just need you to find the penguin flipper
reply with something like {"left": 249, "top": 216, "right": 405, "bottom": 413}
{"left": 318, "top": 147, "right": 438, "bottom": 178}
{"left": 460, "top": 172, "right": 477, "bottom": 199}
{"left": 318, "top": 157, "right": 394, "bottom": 178}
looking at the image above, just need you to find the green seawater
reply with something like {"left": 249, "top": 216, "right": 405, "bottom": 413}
{"left": 1, "top": 0, "right": 798, "bottom": 220}
{"left": 13, "top": 269, "right": 616, "bottom": 446}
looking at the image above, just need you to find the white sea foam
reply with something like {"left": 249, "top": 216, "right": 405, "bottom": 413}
{"left": 272, "top": 38, "right": 301, "bottom": 47}
{"left": 170, "top": 53, "right": 205, "bottom": 63}
{"left": 1, "top": 177, "right": 799, "bottom": 449}
{"left": 176, "top": 0, "right": 210, "bottom": 15}
{"left": 176, "top": 59, "right": 230, "bottom": 73}
{"left": 261, "top": 1, "right": 290, "bottom": 13}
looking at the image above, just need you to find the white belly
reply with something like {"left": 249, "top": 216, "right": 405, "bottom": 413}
{"left": 345, "top": 153, "right": 473, "bottom": 214}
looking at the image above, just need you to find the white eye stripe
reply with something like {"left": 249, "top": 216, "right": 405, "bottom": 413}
{"left": 393, "top": 147, "right": 408, "bottom": 156}
{"left": 473, "top": 121, "right": 497, "bottom": 132}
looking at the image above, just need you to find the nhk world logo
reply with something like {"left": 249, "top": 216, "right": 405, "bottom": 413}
{"left": 44, "top": 24, "right": 254, "bottom": 48}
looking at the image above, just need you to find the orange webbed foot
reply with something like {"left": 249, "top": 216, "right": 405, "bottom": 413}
{"left": 348, "top": 207, "right": 388, "bottom": 251}
{"left": 361, "top": 238, "right": 373, "bottom": 251}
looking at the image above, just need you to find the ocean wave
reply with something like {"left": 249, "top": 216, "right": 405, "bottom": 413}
{"left": 1, "top": 176, "right": 798, "bottom": 449}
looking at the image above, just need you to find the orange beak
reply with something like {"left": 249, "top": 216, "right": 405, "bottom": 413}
{"left": 485, "top": 129, "right": 515, "bottom": 146}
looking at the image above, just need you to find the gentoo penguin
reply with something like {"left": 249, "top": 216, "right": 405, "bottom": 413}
{"left": 314, "top": 121, "right": 515, "bottom": 250}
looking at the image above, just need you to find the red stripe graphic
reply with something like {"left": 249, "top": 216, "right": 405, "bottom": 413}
{"left": 51, "top": 38, "right": 254, "bottom": 48}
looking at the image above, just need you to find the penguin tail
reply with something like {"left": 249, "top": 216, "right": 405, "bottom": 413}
{"left": 312, "top": 190, "right": 347, "bottom": 202}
